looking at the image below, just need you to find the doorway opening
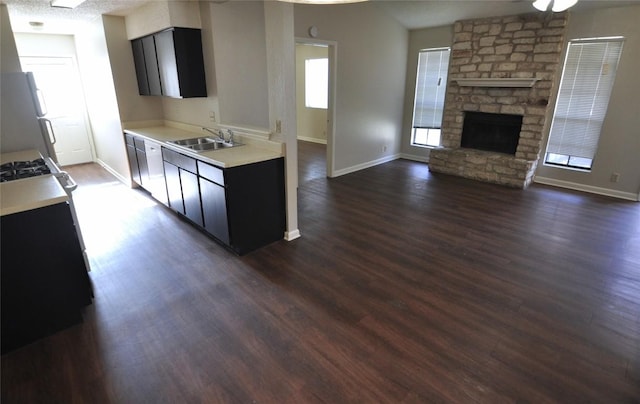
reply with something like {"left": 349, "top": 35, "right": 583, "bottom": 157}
{"left": 19, "top": 54, "right": 94, "bottom": 167}
{"left": 295, "top": 39, "right": 336, "bottom": 182}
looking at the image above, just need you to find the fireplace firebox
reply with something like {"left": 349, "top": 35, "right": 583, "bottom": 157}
{"left": 460, "top": 111, "right": 523, "bottom": 155}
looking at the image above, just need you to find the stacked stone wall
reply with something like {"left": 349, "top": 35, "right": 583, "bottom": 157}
{"left": 429, "top": 12, "right": 567, "bottom": 188}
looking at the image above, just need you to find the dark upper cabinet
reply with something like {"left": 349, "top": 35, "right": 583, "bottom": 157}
{"left": 142, "top": 35, "right": 162, "bottom": 95}
{"left": 131, "top": 39, "right": 149, "bottom": 95}
{"left": 131, "top": 27, "right": 206, "bottom": 98}
{"left": 131, "top": 36, "right": 162, "bottom": 96}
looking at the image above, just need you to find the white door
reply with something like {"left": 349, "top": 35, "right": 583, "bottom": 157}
{"left": 20, "top": 57, "right": 93, "bottom": 166}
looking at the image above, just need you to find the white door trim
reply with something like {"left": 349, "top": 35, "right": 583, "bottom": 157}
{"left": 295, "top": 37, "right": 337, "bottom": 178}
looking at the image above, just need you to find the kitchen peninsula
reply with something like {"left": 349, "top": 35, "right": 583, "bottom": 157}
{"left": 1, "top": 150, "right": 93, "bottom": 354}
{"left": 123, "top": 124, "right": 286, "bottom": 255}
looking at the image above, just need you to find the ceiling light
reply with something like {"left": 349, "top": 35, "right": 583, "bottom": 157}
{"left": 533, "top": 0, "right": 578, "bottom": 12}
{"left": 50, "top": 0, "right": 86, "bottom": 9}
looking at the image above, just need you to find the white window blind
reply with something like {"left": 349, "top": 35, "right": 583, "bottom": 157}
{"left": 545, "top": 38, "right": 624, "bottom": 170}
{"left": 412, "top": 48, "right": 450, "bottom": 130}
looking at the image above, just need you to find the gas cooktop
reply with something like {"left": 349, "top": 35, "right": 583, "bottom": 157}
{"left": 0, "top": 158, "right": 52, "bottom": 182}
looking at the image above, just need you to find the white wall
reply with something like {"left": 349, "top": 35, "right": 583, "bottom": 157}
{"left": 535, "top": 5, "right": 640, "bottom": 200}
{"left": 1, "top": 4, "right": 21, "bottom": 73}
{"left": 101, "top": 16, "right": 164, "bottom": 125}
{"left": 294, "top": 3, "right": 408, "bottom": 175}
{"left": 400, "top": 25, "right": 453, "bottom": 162}
{"left": 205, "top": 1, "right": 270, "bottom": 130}
{"left": 74, "top": 16, "right": 128, "bottom": 181}
{"left": 296, "top": 43, "right": 328, "bottom": 143}
{"left": 14, "top": 33, "right": 75, "bottom": 57}
{"left": 125, "top": 1, "right": 271, "bottom": 131}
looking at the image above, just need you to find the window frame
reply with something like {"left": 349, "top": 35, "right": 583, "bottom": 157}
{"left": 543, "top": 36, "right": 624, "bottom": 171}
{"left": 410, "top": 47, "right": 450, "bottom": 148}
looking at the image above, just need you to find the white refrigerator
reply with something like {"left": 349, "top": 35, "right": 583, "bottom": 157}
{"left": 1, "top": 71, "right": 90, "bottom": 271}
{"left": 1, "top": 71, "right": 57, "bottom": 162}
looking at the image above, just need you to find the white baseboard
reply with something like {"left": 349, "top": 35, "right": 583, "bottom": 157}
{"left": 400, "top": 153, "right": 430, "bottom": 163}
{"left": 534, "top": 176, "right": 639, "bottom": 202}
{"left": 332, "top": 154, "right": 400, "bottom": 177}
{"left": 285, "top": 229, "right": 301, "bottom": 241}
{"left": 95, "top": 158, "right": 129, "bottom": 186}
{"left": 297, "top": 136, "right": 327, "bottom": 145}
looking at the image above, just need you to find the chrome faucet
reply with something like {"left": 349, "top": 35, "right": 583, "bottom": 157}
{"left": 217, "top": 129, "right": 227, "bottom": 142}
{"left": 227, "top": 129, "right": 234, "bottom": 144}
{"left": 201, "top": 127, "right": 220, "bottom": 140}
{"left": 201, "top": 127, "right": 226, "bottom": 142}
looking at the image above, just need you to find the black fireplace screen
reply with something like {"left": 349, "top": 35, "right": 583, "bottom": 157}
{"left": 460, "top": 111, "right": 522, "bottom": 155}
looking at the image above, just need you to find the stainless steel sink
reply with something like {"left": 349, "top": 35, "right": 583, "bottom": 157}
{"left": 170, "top": 137, "right": 217, "bottom": 146}
{"left": 189, "top": 142, "right": 236, "bottom": 151}
{"left": 167, "top": 137, "right": 243, "bottom": 153}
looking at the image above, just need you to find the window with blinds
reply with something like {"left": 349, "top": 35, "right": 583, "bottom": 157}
{"left": 544, "top": 37, "right": 624, "bottom": 170}
{"left": 411, "top": 48, "right": 450, "bottom": 147}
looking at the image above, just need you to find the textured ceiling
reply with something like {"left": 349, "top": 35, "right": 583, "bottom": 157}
{"left": 4, "top": 0, "right": 152, "bottom": 33}
{"left": 3, "top": 0, "right": 640, "bottom": 34}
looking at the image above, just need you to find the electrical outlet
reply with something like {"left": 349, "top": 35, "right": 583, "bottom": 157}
{"left": 610, "top": 172, "right": 620, "bottom": 183}
{"left": 275, "top": 120, "right": 282, "bottom": 133}
{"left": 382, "top": 145, "right": 387, "bottom": 152}
{"left": 209, "top": 110, "right": 216, "bottom": 123}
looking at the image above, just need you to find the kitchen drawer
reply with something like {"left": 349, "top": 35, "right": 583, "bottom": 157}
{"left": 162, "top": 147, "right": 197, "bottom": 173}
{"left": 125, "top": 133, "right": 135, "bottom": 146}
{"left": 197, "top": 161, "right": 225, "bottom": 186}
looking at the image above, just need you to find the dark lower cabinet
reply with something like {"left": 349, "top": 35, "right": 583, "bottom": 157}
{"left": 162, "top": 148, "right": 202, "bottom": 226}
{"left": 125, "top": 134, "right": 149, "bottom": 187}
{"left": 200, "top": 176, "right": 230, "bottom": 245}
{"left": 224, "top": 158, "right": 286, "bottom": 255}
{"left": 161, "top": 147, "right": 285, "bottom": 255}
{"left": 1, "top": 203, "right": 92, "bottom": 354}
{"left": 163, "top": 160, "right": 183, "bottom": 213}
{"left": 125, "top": 134, "right": 141, "bottom": 185}
{"left": 134, "top": 138, "right": 149, "bottom": 186}
{"left": 180, "top": 169, "right": 203, "bottom": 227}
{"left": 125, "top": 133, "right": 168, "bottom": 205}
{"left": 145, "top": 141, "right": 168, "bottom": 205}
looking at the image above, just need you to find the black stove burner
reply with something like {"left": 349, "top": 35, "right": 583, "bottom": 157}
{"left": 0, "top": 159, "right": 51, "bottom": 182}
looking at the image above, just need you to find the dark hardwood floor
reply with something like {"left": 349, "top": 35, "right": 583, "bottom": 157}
{"left": 2, "top": 145, "right": 639, "bottom": 402}
{"left": 298, "top": 139, "right": 326, "bottom": 184}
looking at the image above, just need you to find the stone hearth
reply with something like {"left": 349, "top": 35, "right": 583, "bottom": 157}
{"left": 429, "top": 12, "right": 568, "bottom": 188}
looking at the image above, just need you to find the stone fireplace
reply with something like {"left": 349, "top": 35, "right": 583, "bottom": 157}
{"left": 428, "top": 12, "right": 568, "bottom": 188}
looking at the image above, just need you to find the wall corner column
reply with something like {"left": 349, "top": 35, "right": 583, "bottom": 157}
{"left": 264, "top": 1, "right": 300, "bottom": 240}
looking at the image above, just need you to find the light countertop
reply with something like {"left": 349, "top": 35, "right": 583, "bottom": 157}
{"left": 1, "top": 150, "right": 69, "bottom": 217}
{"left": 0, "top": 149, "right": 43, "bottom": 164}
{"left": 124, "top": 126, "right": 284, "bottom": 168}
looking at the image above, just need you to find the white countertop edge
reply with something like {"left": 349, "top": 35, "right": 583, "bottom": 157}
{"left": 123, "top": 125, "right": 284, "bottom": 168}
{"left": 0, "top": 174, "right": 69, "bottom": 217}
